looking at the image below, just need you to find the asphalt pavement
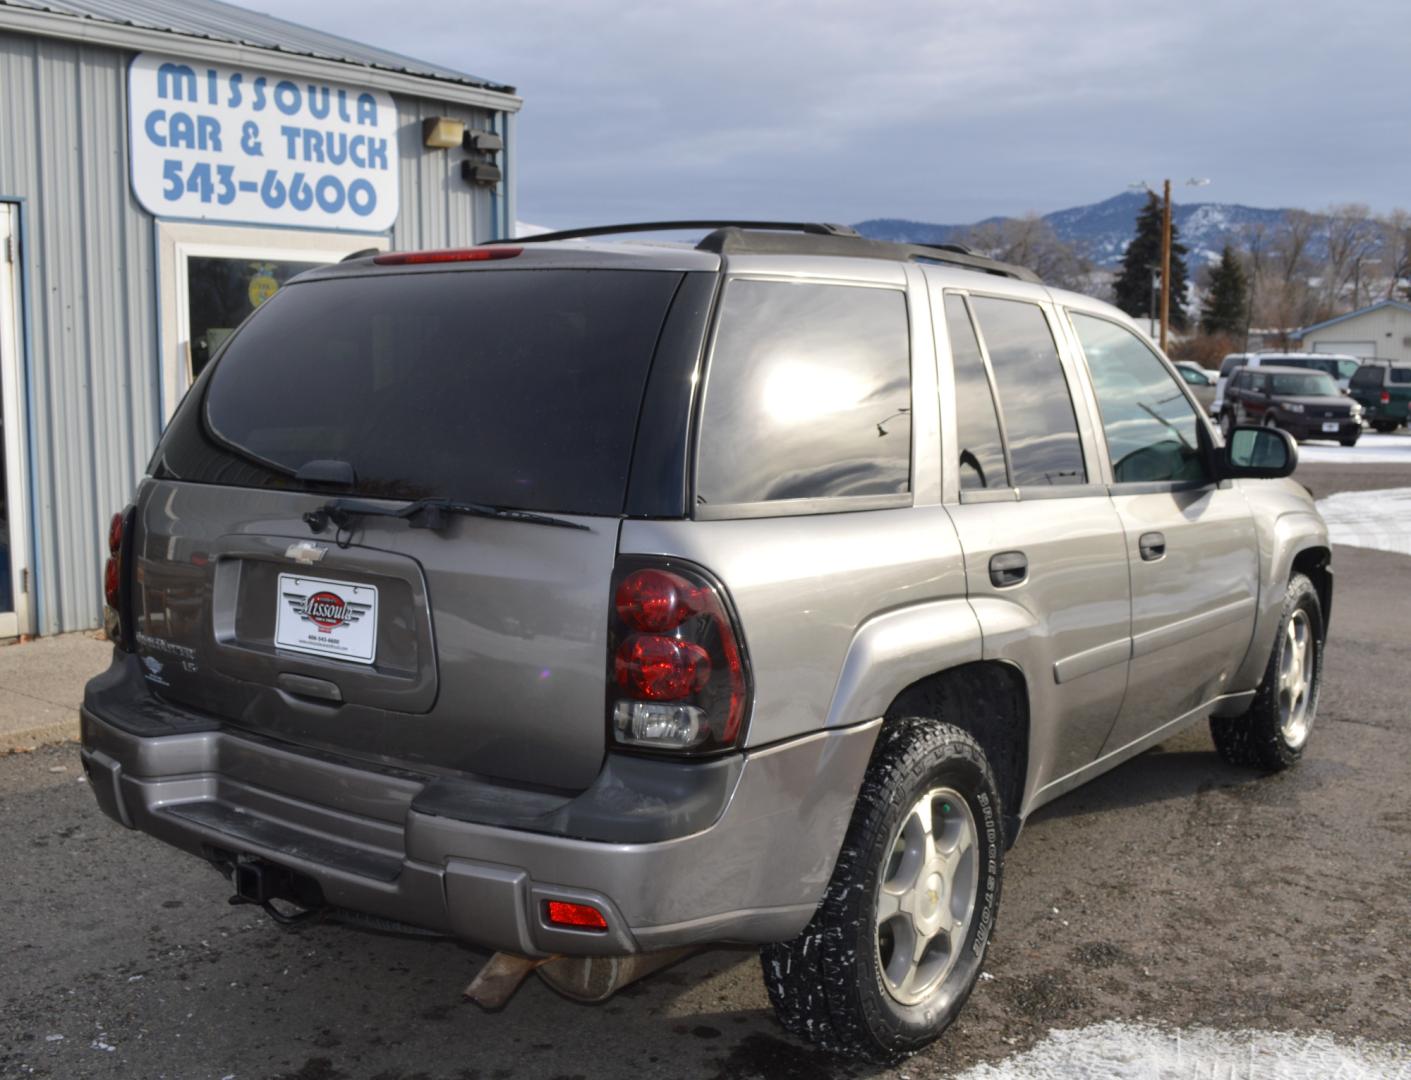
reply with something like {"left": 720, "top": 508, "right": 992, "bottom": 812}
{"left": 1, "top": 457, "right": 1408, "bottom": 1080}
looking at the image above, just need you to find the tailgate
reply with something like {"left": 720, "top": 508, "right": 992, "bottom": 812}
{"left": 131, "top": 479, "right": 618, "bottom": 790}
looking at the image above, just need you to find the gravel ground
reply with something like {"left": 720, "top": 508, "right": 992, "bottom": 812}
{"left": 1, "top": 462, "right": 1407, "bottom": 1079}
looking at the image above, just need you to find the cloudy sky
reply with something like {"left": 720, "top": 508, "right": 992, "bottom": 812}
{"left": 257, "top": 0, "right": 1410, "bottom": 229}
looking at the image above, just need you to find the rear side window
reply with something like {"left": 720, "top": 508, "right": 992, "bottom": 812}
{"left": 1391, "top": 368, "right": 1411, "bottom": 385}
{"left": 695, "top": 280, "right": 911, "bottom": 507}
{"left": 943, "top": 295, "right": 1008, "bottom": 490}
{"left": 969, "top": 297, "right": 1086, "bottom": 487}
{"left": 1071, "top": 313, "right": 1208, "bottom": 485}
{"left": 154, "top": 269, "right": 682, "bottom": 515}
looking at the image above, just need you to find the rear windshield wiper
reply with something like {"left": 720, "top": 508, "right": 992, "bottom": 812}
{"left": 303, "top": 496, "right": 590, "bottom": 536}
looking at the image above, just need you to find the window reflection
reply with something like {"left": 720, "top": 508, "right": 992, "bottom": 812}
{"left": 1071, "top": 313, "right": 1208, "bottom": 485}
{"left": 944, "top": 295, "right": 1008, "bottom": 490}
{"left": 697, "top": 281, "right": 912, "bottom": 505}
{"left": 970, "top": 297, "right": 1087, "bottom": 487}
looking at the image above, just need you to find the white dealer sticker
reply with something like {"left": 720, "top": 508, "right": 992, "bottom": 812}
{"left": 275, "top": 574, "right": 378, "bottom": 664}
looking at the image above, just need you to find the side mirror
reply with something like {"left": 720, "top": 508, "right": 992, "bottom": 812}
{"left": 1222, "top": 425, "right": 1297, "bottom": 479}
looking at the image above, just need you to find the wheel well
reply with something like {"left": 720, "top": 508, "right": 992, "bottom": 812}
{"left": 883, "top": 661, "right": 1029, "bottom": 847}
{"left": 1291, "top": 545, "right": 1332, "bottom": 633}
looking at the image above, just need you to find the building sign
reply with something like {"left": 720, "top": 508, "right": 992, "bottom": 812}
{"left": 128, "top": 52, "right": 399, "bottom": 232}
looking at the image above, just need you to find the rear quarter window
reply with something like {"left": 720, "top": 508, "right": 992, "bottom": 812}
{"left": 695, "top": 280, "right": 911, "bottom": 509}
{"left": 1390, "top": 368, "right": 1411, "bottom": 385}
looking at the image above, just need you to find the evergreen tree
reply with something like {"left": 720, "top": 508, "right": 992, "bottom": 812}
{"left": 1200, "top": 245, "right": 1249, "bottom": 335}
{"left": 1113, "top": 193, "right": 1191, "bottom": 331}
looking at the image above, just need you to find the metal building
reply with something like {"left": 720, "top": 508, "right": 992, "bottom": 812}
{"left": 0, "top": 0, "right": 521, "bottom": 636}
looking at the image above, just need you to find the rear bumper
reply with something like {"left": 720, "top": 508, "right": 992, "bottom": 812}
{"left": 1281, "top": 418, "right": 1360, "bottom": 439}
{"left": 80, "top": 655, "right": 879, "bottom": 956}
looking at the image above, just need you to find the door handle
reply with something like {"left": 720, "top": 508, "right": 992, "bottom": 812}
{"left": 1139, "top": 532, "right": 1166, "bottom": 561}
{"left": 989, "top": 551, "right": 1028, "bottom": 588}
{"left": 276, "top": 672, "right": 343, "bottom": 704}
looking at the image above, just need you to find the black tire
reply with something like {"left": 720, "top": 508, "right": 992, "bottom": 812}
{"left": 1339, "top": 435, "right": 1359, "bottom": 447}
{"left": 1210, "top": 573, "right": 1324, "bottom": 771}
{"left": 1372, "top": 421, "right": 1398, "bottom": 433}
{"left": 760, "top": 719, "right": 1003, "bottom": 1060}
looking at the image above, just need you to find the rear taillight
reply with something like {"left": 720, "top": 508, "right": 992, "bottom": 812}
{"left": 607, "top": 561, "right": 750, "bottom": 754}
{"left": 103, "top": 507, "right": 135, "bottom": 650}
{"left": 1380, "top": 390, "right": 1391, "bottom": 404}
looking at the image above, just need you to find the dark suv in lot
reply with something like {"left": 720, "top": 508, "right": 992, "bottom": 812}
{"left": 1221, "top": 365, "right": 1363, "bottom": 445}
{"left": 81, "top": 221, "right": 1330, "bottom": 1060}
{"left": 1349, "top": 359, "right": 1411, "bottom": 432}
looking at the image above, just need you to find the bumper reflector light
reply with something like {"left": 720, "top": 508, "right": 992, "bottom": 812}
{"left": 544, "top": 900, "right": 608, "bottom": 931}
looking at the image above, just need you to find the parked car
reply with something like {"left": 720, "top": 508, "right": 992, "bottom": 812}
{"left": 1272, "top": 352, "right": 1362, "bottom": 390}
{"left": 81, "top": 222, "right": 1332, "bottom": 1061}
{"left": 1222, "top": 365, "right": 1362, "bottom": 445}
{"left": 1213, "top": 351, "right": 1257, "bottom": 416}
{"left": 1348, "top": 359, "right": 1411, "bottom": 432}
{"left": 1212, "top": 351, "right": 1357, "bottom": 419}
{"left": 1173, "top": 361, "right": 1217, "bottom": 413}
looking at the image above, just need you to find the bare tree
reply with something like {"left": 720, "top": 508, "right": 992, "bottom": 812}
{"left": 1320, "top": 204, "right": 1377, "bottom": 313}
{"left": 1376, "top": 209, "right": 1411, "bottom": 300}
{"left": 959, "top": 215, "right": 1093, "bottom": 292}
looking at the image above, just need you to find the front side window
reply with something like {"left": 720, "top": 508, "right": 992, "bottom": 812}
{"left": 969, "top": 297, "right": 1086, "bottom": 487}
{"left": 943, "top": 295, "right": 1008, "bottom": 490}
{"left": 1071, "top": 313, "right": 1209, "bottom": 485}
{"left": 696, "top": 280, "right": 911, "bottom": 507}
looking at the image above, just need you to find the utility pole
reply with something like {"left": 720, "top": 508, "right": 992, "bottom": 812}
{"left": 1133, "top": 177, "right": 1208, "bottom": 352}
{"left": 1160, "top": 179, "right": 1172, "bottom": 352}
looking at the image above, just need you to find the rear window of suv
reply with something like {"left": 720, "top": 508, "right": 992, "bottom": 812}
{"left": 152, "top": 269, "right": 682, "bottom": 516}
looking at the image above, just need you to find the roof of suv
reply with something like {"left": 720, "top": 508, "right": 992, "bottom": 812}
{"left": 311, "top": 221, "right": 1043, "bottom": 285}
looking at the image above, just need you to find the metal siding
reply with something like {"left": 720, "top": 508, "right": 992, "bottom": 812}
{"left": 1, "top": 31, "right": 160, "bottom": 633}
{"left": 392, "top": 95, "right": 495, "bottom": 251}
{"left": 1, "top": 30, "right": 504, "bottom": 633}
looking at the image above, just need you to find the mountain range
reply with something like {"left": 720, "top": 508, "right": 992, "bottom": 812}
{"left": 856, "top": 191, "right": 1291, "bottom": 270}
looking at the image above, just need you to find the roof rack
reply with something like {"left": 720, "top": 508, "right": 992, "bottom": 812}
{"left": 509, "top": 220, "right": 862, "bottom": 244}
{"left": 494, "top": 220, "right": 1039, "bottom": 283}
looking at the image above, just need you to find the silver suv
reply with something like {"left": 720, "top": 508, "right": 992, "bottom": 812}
{"left": 81, "top": 222, "right": 1331, "bottom": 1060}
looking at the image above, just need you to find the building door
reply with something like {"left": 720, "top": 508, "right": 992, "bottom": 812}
{"left": 0, "top": 203, "right": 32, "bottom": 638}
{"left": 157, "top": 222, "right": 387, "bottom": 420}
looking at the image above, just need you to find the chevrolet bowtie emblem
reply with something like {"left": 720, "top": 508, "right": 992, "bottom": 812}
{"left": 284, "top": 540, "right": 328, "bottom": 565}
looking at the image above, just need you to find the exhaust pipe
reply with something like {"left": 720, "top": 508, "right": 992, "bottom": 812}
{"left": 536, "top": 948, "right": 698, "bottom": 1003}
{"left": 464, "top": 948, "right": 699, "bottom": 1010}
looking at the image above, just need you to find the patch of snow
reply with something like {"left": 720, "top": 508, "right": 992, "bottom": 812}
{"left": 951, "top": 1022, "right": 1411, "bottom": 1080}
{"left": 1314, "top": 486, "right": 1411, "bottom": 557}
{"left": 1298, "top": 432, "right": 1411, "bottom": 465}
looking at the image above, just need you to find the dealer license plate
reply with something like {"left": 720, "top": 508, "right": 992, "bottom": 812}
{"left": 275, "top": 574, "right": 378, "bottom": 664}
{"left": 1322, "top": 422, "right": 1340, "bottom": 433}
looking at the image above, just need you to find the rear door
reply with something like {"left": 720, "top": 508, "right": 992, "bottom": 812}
{"left": 133, "top": 264, "right": 689, "bottom": 790}
{"left": 1062, "top": 310, "right": 1259, "bottom": 754}
{"left": 1349, "top": 363, "right": 1384, "bottom": 415}
{"left": 930, "top": 280, "right": 1131, "bottom": 786}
